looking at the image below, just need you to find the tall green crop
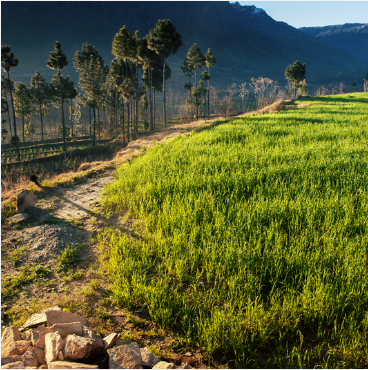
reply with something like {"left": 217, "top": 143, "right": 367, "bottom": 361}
{"left": 100, "top": 94, "right": 368, "bottom": 368}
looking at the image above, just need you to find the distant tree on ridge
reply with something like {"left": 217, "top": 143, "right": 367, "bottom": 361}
{"left": 284, "top": 60, "right": 306, "bottom": 98}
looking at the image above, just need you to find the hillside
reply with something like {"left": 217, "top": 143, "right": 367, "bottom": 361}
{"left": 299, "top": 23, "right": 368, "bottom": 63}
{"left": 1, "top": 1, "right": 366, "bottom": 89}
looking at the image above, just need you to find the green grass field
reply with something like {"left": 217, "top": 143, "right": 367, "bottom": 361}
{"left": 100, "top": 93, "right": 368, "bottom": 368}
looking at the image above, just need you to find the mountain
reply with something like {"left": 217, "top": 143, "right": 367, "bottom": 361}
{"left": 299, "top": 23, "right": 368, "bottom": 63}
{"left": 1, "top": 1, "right": 366, "bottom": 90}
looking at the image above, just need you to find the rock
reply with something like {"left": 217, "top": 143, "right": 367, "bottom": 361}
{"left": 108, "top": 342, "right": 143, "bottom": 369}
{"left": 32, "top": 326, "right": 53, "bottom": 349}
{"left": 21, "top": 330, "right": 32, "bottom": 341}
{"left": 102, "top": 332, "right": 120, "bottom": 350}
{"left": 20, "top": 306, "right": 62, "bottom": 330}
{"left": 181, "top": 363, "right": 193, "bottom": 369}
{"left": 39, "top": 365, "right": 48, "bottom": 369}
{"left": 81, "top": 326, "right": 104, "bottom": 360}
{"left": 50, "top": 322, "right": 83, "bottom": 337}
{"left": 58, "top": 350, "right": 64, "bottom": 361}
{"left": 1, "top": 326, "right": 23, "bottom": 357}
{"left": 16, "top": 190, "right": 35, "bottom": 214}
{"left": 48, "top": 361, "right": 99, "bottom": 369}
{"left": 140, "top": 347, "right": 160, "bottom": 367}
{"left": 63, "top": 334, "right": 94, "bottom": 362}
{"left": 21, "top": 347, "right": 38, "bottom": 368}
{"left": 44, "top": 332, "right": 64, "bottom": 364}
{"left": 1, "top": 361, "right": 25, "bottom": 369}
{"left": 1, "top": 355, "right": 22, "bottom": 365}
{"left": 9, "top": 213, "right": 29, "bottom": 222}
{"left": 46, "top": 310, "right": 88, "bottom": 327}
{"left": 115, "top": 339, "right": 133, "bottom": 346}
{"left": 22, "top": 346, "right": 45, "bottom": 367}
{"left": 152, "top": 361, "right": 177, "bottom": 369}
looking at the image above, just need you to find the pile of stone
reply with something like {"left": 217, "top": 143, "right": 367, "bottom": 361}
{"left": 1, "top": 306, "right": 191, "bottom": 369}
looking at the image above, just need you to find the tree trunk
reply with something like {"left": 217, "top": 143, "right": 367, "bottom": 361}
{"left": 92, "top": 105, "right": 96, "bottom": 146}
{"left": 153, "top": 88, "right": 156, "bottom": 129}
{"left": 121, "top": 97, "right": 125, "bottom": 145}
{"left": 195, "top": 69, "right": 198, "bottom": 119}
{"left": 136, "top": 62, "right": 139, "bottom": 134}
{"left": 163, "top": 58, "right": 166, "bottom": 127}
{"left": 88, "top": 108, "right": 92, "bottom": 138}
{"left": 22, "top": 115, "right": 25, "bottom": 144}
{"left": 8, "top": 71, "right": 20, "bottom": 161}
{"left": 70, "top": 100, "right": 74, "bottom": 137}
{"left": 149, "top": 64, "right": 153, "bottom": 132}
{"left": 7, "top": 108, "right": 13, "bottom": 138}
{"left": 98, "top": 108, "right": 100, "bottom": 140}
{"left": 207, "top": 67, "right": 211, "bottom": 119}
{"left": 59, "top": 71, "right": 66, "bottom": 152}
{"left": 39, "top": 104, "right": 44, "bottom": 142}
{"left": 127, "top": 99, "right": 130, "bottom": 143}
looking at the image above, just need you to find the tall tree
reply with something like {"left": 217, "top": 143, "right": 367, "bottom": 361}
{"left": 1, "top": 74, "right": 13, "bottom": 138}
{"left": 205, "top": 48, "right": 216, "bottom": 119}
{"left": 284, "top": 60, "right": 306, "bottom": 98}
{"left": 1, "top": 45, "right": 20, "bottom": 160}
{"left": 185, "top": 43, "right": 205, "bottom": 119}
{"left": 109, "top": 58, "right": 137, "bottom": 144}
{"left": 30, "top": 71, "right": 51, "bottom": 142}
{"left": 74, "top": 43, "right": 108, "bottom": 145}
{"left": 14, "top": 82, "right": 33, "bottom": 144}
{"left": 147, "top": 19, "right": 182, "bottom": 127}
{"left": 138, "top": 36, "right": 161, "bottom": 132}
{"left": 47, "top": 41, "right": 68, "bottom": 151}
{"left": 112, "top": 25, "right": 138, "bottom": 140}
{"left": 50, "top": 72, "right": 78, "bottom": 142}
{"left": 181, "top": 57, "right": 194, "bottom": 97}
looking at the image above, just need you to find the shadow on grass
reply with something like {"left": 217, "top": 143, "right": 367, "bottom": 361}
{"left": 308, "top": 95, "right": 368, "bottom": 104}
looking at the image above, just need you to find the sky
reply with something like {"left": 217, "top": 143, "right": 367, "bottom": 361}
{"left": 235, "top": 1, "right": 368, "bottom": 28}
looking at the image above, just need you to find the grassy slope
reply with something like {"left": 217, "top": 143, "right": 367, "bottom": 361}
{"left": 100, "top": 93, "right": 368, "bottom": 368}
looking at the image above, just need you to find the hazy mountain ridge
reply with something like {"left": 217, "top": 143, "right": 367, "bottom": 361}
{"left": 299, "top": 23, "right": 368, "bottom": 62}
{"left": 1, "top": 1, "right": 366, "bottom": 89}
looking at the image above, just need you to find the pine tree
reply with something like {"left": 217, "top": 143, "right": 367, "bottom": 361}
{"left": 138, "top": 36, "right": 162, "bottom": 132}
{"left": 74, "top": 43, "right": 108, "bottom": 145}
{"left": 1, "top": 74, "right": 13, "bottom": 139}
{"left": 1, "top": 45, "right": 20, "bottom": 160}
{"left": 47, "top": 41, "right": 69, "bottom": 151}
{"left": 14, "top": 83, "right": 33, "bottom": 144}
{"left": 205, "top": 49, "right": 216, "bottom": 119}
{"left": 185, "top": 43, "right": 206, "bottom": 119}
{"left": 50, "top": 72, "right": 78, "bottom": 141}
{"left": 30, "top": 71, "right": 51, "bottom": 142}
{"left": 112, "top": 26, "right": 139, "bottom": 139}
{"left": 147, "top": 19, "right": 182, "bottom": 127}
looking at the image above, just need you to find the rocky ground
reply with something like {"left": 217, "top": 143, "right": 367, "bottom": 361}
{"left": 1, "top": 119, "right": 227, "bottom": 369}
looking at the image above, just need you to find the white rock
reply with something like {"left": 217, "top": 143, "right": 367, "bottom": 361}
{"left": 44, "top": 332, "right": 64, "bottom": 364}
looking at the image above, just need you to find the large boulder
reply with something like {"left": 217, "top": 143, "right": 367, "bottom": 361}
{"left": 108, "top": 342, "right": 143, "bottom": 369}
{"left": 16, "top": 190, "right": 35, "bottom": 214}
{"left": 63, "top": 335, "right": 95, "bottom": 362}
{"left": 45, "top": 310, "right": 89, "bottom": 327}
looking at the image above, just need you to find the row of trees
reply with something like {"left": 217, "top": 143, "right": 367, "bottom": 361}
{"left": 1, "top": 19, "right": 185, "bottom": 161}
